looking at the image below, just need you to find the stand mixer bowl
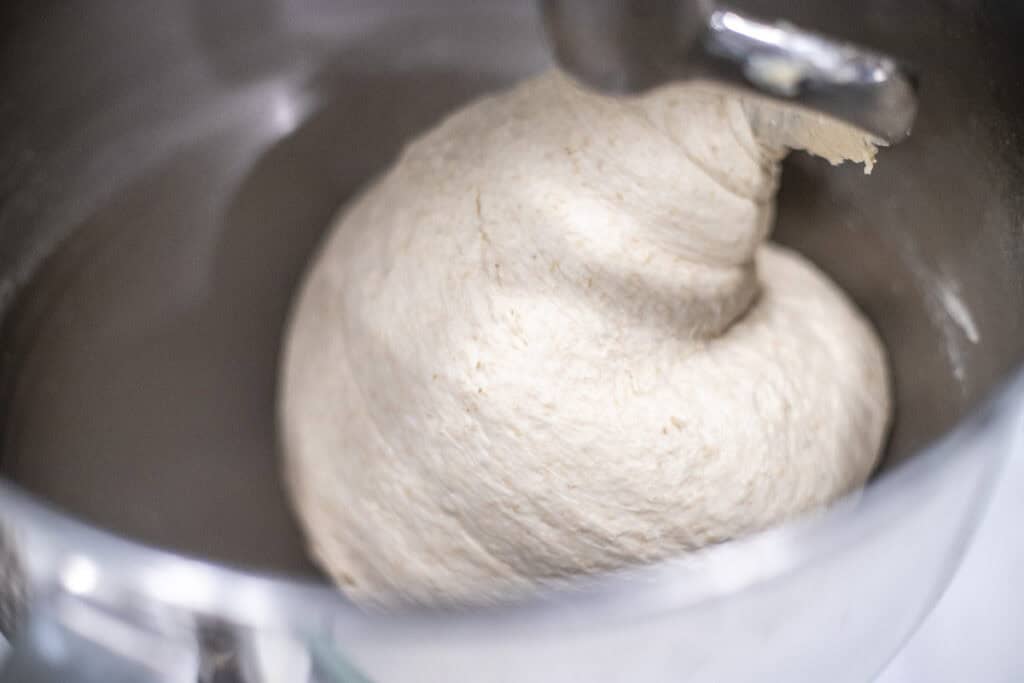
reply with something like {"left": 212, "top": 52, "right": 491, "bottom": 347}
{"left": 0, "top": 1, "right": 1022, "bottom": 681}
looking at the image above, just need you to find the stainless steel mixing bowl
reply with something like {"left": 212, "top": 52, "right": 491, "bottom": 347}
{"left": 0, "top": 1, "right": 1022, "bottom": 681}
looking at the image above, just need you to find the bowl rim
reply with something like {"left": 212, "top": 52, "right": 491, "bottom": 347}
{"left": 1, "top": 368, "right": 1019, "bottom": 643}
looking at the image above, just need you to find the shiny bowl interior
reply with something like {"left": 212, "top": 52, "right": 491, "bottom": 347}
{"left": 2, "top": 0, "right": 1022, "bottom": 575}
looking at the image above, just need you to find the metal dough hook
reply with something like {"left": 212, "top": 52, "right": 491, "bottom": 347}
{"left": 540, "top": 0, "right": 918, "bottom": 144}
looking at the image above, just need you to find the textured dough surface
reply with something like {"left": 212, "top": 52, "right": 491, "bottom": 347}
{"left": 280, "top": 72, "right": 891, "bottom": 605}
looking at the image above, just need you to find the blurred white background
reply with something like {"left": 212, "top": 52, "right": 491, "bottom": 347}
{"left": 879, "top": 443, "right": 1024, "bottom": 682}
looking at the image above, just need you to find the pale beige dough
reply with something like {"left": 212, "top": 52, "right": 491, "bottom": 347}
{"left": 279, "top": 71, "right": 891, "bottom": 605}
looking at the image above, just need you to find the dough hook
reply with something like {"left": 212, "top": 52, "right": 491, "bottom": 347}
{"left": 540, "top": 0, "right": 918, "bottom": 144}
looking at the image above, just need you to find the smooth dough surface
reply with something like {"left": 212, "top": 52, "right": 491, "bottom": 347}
{"left": 280, "top": 71, "right": 891, "bottom": 605}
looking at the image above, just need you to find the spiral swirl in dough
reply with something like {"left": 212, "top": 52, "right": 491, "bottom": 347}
{"left": 280, "top": 71, "right": 891, "bottom": 605}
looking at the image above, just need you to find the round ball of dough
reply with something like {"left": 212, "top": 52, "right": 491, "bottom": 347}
{"left": 279, "top": 72, "right": 890, "bottom": 605}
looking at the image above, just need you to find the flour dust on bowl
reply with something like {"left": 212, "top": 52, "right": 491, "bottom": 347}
{"left": 0, "top": 2, "right": 1022, "bottom": 683}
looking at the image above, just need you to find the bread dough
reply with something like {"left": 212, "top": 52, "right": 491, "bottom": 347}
{"left": 279, "top": 71, "right": 891, "bottom": 605}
